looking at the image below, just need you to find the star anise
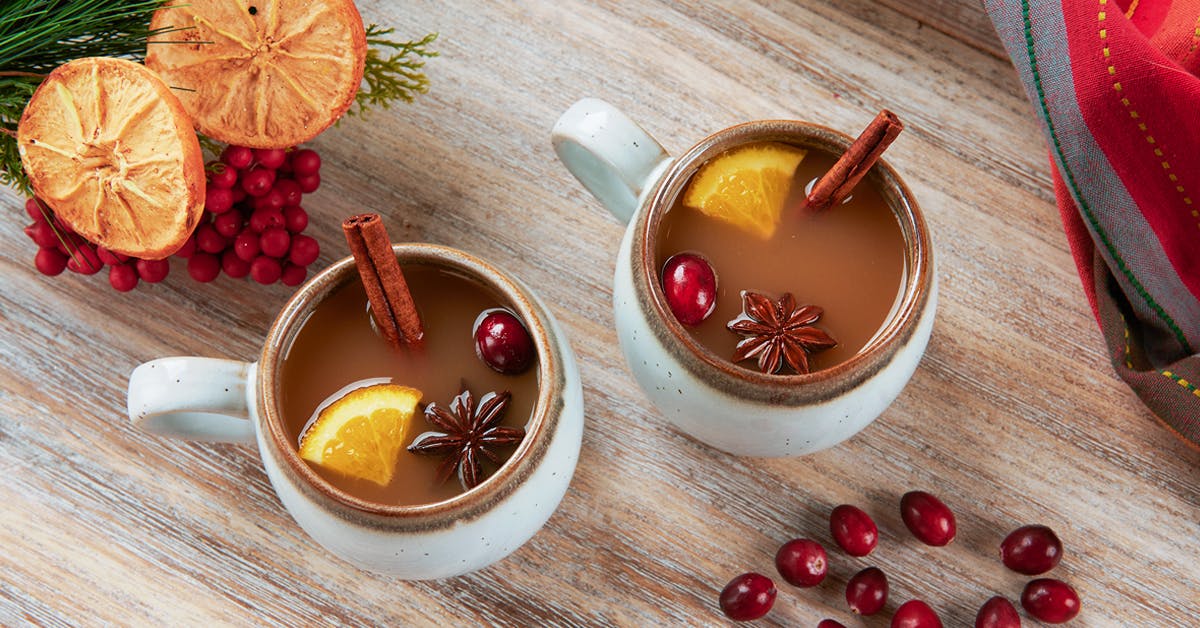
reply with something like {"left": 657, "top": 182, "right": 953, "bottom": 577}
{"left": 407, "top": 388, "right": 525, "bottom": 490}
{"left": 726, "top": 290, "right": 837, "bottom": 374}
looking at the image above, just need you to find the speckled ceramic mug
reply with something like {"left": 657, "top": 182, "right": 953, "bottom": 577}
{"left": 126, "top": 244, "right": 584, "bottom": 577}
{"left": 553, "top": 98, "right": 935, "bottom": 456}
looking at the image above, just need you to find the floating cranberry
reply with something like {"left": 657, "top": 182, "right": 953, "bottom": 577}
{"left": 1001, "top": 525, "right": 1062, "bottom": 575}
{"left": 474, "top": 309, "right": 535, "bottom": 374}
{"left": 892, "top": 599, "right": 942, "bottom": 628}
{"left": 1020, "top": 579, "right": 1080, "bottom": 623}
{"left": 108, "top": 263, "right": 139, "bottom": 292}
{"left": 660, "top": 253, "right": 717, "bottom": 326}
{"left": 136, "top": 258, "right": 170, "bottom": 283}
{"left": 774, "top": 538, "right": 826, "bottom": 587}
{"left": 900, "top": 491, "right": 956, "bottom": 546}
{"left": 846, "top": 566, "right": 888, "bottom": 615}
{"left": 34, "top": 247, "right": 68, "bottom": 276}
{"left": 719, "top": 572, "right": 776, "bottom": 621}
{"left": 817, "top": 621, "right": 847, "bottom": 628}
{"left": 830, "top": 504, "right": 878, "bottom": 556}
{"left": 975, "top": 596, "right": 1021, "bottom": 628}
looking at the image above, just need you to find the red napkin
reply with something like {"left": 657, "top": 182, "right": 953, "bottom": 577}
{"left": 985, "top": 0, "right": 1200, "bottom": 446}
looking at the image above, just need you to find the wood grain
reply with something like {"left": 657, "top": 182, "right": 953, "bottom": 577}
{"left": 2, "top": 0, "right": 1197, "bottom": 625}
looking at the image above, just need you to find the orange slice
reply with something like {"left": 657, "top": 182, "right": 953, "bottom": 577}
{"left": 682, "top": 142, "right": 807, "bottom": 239}
{"left": 298, "top": 384, "right": 420, "bottom": 487}
{"left": 16, "top": 57, "right": 206, "bottom": 260}
{"left": 145, "top": 0, "right": 367, "bottom": 149}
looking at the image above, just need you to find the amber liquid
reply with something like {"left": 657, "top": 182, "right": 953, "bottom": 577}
{"left": 656, "top": 147, "right": 906, "bottom": 372}
{"left": 279, "top": 265, "right": 538, "bottom": 506}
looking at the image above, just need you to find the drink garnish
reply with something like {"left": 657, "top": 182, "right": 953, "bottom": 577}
{"left": 682, "top": 142, "right": 807, "bottom": 239}
{"left": 298, "top": 383, "right": 422, "bottom": 487}
{"left": 804, "top": 110, "right": 903, "bottom": 211}
{"left": 407, "top": 388, "right": 524, "bottom": 490}
{"left": 726, "top": 290, "right": 837, "bottom": 374}
{"left": 342, "top": 213, "right": 425, "bottom": 349}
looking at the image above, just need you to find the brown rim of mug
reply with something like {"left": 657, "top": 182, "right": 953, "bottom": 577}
{"left": 258, "top": 244, "right": 561, "bottom": 522}
{"left": 635, "top": 120, "right": 933, "bottom": 404}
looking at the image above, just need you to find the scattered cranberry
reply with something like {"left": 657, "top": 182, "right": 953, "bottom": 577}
{"left": 34, "top": 247, "right": 68, "bottom": 276}
{"left": 719, "top": 572, "right": 776, "bottom": 621}
{"left": 108, "top": 263, "right": 139, "bottom": 292}
{"left": 817, "top": 621, "right": 847, "bottom": 628}
{"left": 259, "top": 227, "right": 291, "bottom": 258}
{"left": 474, "top": 309, "right": 535, "bottom": 374}
{"left": 900, "top": 491, "right": 956, "bottom": 546}
{"left": 846, "top": 567, "right": 888, "bottom": 615}
{"left": 774, "top": 538, "right": 827, "bottom": 587}
{"left": 250, "top": 256, "right": 282, "bottom": 284}
{"left": 280, "top": 262, "right": 307, "bottom": 286}
{"left": 830, "top": 504, "right": 878, "bottom": 556}
{"left": 892, "top": 599, "right": 942, "bottom": 628}
{"left": 1020, "top": 579, "right": 1080, "bottom": 623}
{"left": 660, "top": 252, "right": 717, "bottom": 326}
{"left": 975, "top": 596, "right": 1021, "bottom": 628}
{"left": 253, "top": 148, "right": 287, "bottom": 169}
{"left": 240, "top": 168, "right": 275, "bottom": 197}
{"left": 287, "top": 234, "right": 320, "bottom": 266}
{"left": 1001, "top": 525, "right": 1062, "bottom": 575}
{"left": 220, "top": 144, "right": 253, "bottom": 169}
{"left": 187, "top": 252, "right": 221, "bottom": 282}
{"left": 136, "top": 258, "right": 170, "bottom": 283}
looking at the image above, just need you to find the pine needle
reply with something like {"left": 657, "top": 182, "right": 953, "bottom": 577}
{"left": 350, "top": 28, "right": 437, "bottom": 118}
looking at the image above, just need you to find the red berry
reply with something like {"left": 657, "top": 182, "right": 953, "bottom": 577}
{"left": 66, "top": 244, "right": 103, "bottom": 275}
{"left": 774, "top": 539, "right": 827, "bottom": 587}
{"left": 205, "top": 185, "right": 235, "bottom": 214}
{"left": 108, "top": 263, "right": 139, "bottom": 292}
{"left": 34, "top": 247, "right": 68, "bottom": 276}
{"left": 221, "top": 250, "right": 250, "bottom": 278}
{"left": 213, "top": 211, "right": 245, "bottom": 238}
{"left": 96, "top": 246, "right": 128, "bottom": 266}
{"left": 280, "top": 262, "right": 307, "bottom": 286}
{"left": 249, "top": 207, "right": 285, "bottom": 232}
{"left": 187, "top": 253, "right": 221, "bottom": 282}
{"left": 241, "top": 168, "right": 275, "bottom": 197}
{"left": 25, "top": 220, "right": 61, "bottom": 248}
{"left": 231, "top": 186, "right": 247, "bottom": 204}
{"left": 975, "top": 596, "right": 1021, "bottom": 628}
{"left": 846, "top": 567, "right": 888, "bottom": 615}
{"left": 260, "top": 227, "right": 291, "bottom": 258}
{"left": 220, "top": 145, "right": 253, "bottom": 169}
{"left": 287, "top": 234, "right": 320, "bottom": 266}
{"left": 830, "top": 504, "right": 878, "bottom": 557}
{"left": 234, "top": 231, "right": 261, "bottom": 261}
{"left": 892, "top": 600, "right": 942, "bottom": 628}
{"left": 25, "top": 197, "right": 46, "bottom": 222}
{"left": 283, "top": 205, "right": 309, "bottom": 233}
{"left": 253, "top": 188, "right": 285, "bottom": 212}
{"left": 174, "top": 234, "right": 198, "bottom": 258}
{"left": 249, "top": 255, "right": 282, "bottom": 284}
{"left": 208, "top": 163, "right": 238, "bottom": 188}
{"left": 274, "top": 178, "right": 303, "bottom": 207}
{"left": 1001, "top": 525, "right": 1062, "bottom": 576}
{"left": 660, "top": 252, "right": 717, "bottom": 326}
{"left": 473, "top": 309, "right": 536, "bottom": 374}
{"left": 195, "top": 223, "right": 228, "bottom": 254}
{"left": 136, "top": 258, "right": 170, "bottom": 283}
{"left": 295, "top": 172, "right": 320, "bottom": 193}
{"left": 290, "top": 148, "right": 321, "bottom": 176}
{"left": 1020, "top": 579, "right": 1080, "bottom": 624}
{"left": 900, "top": 491, "right": 957, "bottom": 546}
{"left": 253, "top": 148, "right": 287, "bottom": 169}
{"left": 818, "top": 621, "right": 847, "bottom": 628}
{"left": 718, "top": 572, "right": 776, "bottom": 621}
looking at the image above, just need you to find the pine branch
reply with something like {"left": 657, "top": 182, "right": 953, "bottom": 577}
{"left": 350, "top": 28, "right": 437, "bottom": 118}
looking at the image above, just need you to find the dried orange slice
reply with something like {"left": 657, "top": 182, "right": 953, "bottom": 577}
{"left": 682, "top": 142, "right": 807, "bottom": 239}
{"left": 16, "top": 57, "right": 205, "bottom": 260}
{"left": 145, "top": 0, "right": 367, "bottom": 149}
{"left": 299, "top": 384, "right": 421, "bottom": 487}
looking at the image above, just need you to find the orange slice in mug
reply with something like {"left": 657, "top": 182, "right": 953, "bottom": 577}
{"left": 16, "top": 57, "right": 206, "bottom": 259}
{"left": 682, "top": 142, "right": 807, "bottom": 240}
{"left": 299, "top": 384, "right": 421, "bottom": 487}
{"left": 145, "top": 0, "right": 367, "bottom": 149}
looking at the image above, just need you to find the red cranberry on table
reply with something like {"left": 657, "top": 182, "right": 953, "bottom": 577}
{"left": 975, "top": 596, "right": 1021, "bottom": 628}
{"left": 34, "top": 247, "right": 68, "bottom": 276}
{"left": 1021, "top": 578, "right": 1080, "bottom": 623}
{"left": 891, "top": 599, "right": 942, "bottom": 628}
{"left": 660, "top": 252, "right": 718, "bottom": 326}
{"left": 108, "top": 263, "right": 139, "bottom": 292}
{"left": 845, "top": 566, "right": 888, "bottom": 615}
{"left": 474, "top": 309, "right": 535, "bottom": 374}
{"left": 900, "top": 490, "right": 957, "bottom": 546}
{"left": 817, "top": 620, "right": 847, "bottom": 628}
{"left": 774, "top": 538, "right": 827, "bottom": 587}
{"left": 718, "top": 572, "right": 776, "bottom": 621}
{"left": 1001, "top": 524, "right": 1063, "bottom": 575}
{"left": 830, "top": 504, "right": 878, "bottom": 556}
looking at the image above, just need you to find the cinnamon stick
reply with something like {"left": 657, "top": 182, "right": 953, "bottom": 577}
{"left": 342, "top": 214, "right": 424, "bottom": 349}
{"left": 805, "top": 110, "right": 904, "bottom": 211}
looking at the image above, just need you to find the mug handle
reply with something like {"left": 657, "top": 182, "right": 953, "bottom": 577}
{"left": 127, "top": 357, "right": 256, "bottom": 444}
{"left": 552, "top": 98, "right": 672, "bottom": 225}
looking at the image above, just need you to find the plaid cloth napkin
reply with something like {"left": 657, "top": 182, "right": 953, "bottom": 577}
{"left": 985, "top": 0, "right": 1200, "bottom": 446}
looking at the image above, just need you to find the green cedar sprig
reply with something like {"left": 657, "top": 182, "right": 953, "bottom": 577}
{"left": 351, "top": 27, "right": 437, "bottom": 117}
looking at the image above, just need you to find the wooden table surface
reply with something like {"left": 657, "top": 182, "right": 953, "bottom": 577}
{"left": 2, "top": 1, "right": 1197, "bottom": 625}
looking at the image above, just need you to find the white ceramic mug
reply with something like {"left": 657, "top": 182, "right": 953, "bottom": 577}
{"left": 553, "top": 98, "right": 936, "bottom": 456}
{"left": 127, "top": 244, "right": 584, "bottom": 577}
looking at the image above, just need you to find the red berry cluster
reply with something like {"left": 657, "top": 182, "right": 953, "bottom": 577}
{"left": 177, "top": 145, "right": 322, "bottom": 286}
{"left": 718, "top": 491, "right": 1081, "bottom": 626}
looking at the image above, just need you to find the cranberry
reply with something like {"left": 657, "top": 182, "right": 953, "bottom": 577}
{"left": 213, "top": 211, "right": 245, "bottom": 238}
{"left": 295, "top": 172, "right": 321, "bottom": 193}
{"left": 249, "top": 207, "right": 285, "bottom": 232}
{"left": 892, "top": 599, "right": 942, "bottom": 628}
{"left": 208, "top": 163, "right": 238, "bottom": 188}
{"left": 108, "top": 263, "right": 139, "bottom": 292}
{"left": 288, "top": 234, "right": 320, "bottom": 266}
{"left": 975, "top": 596, "right": 1021, "bottom": 628}
{"left": 830, "top": 504, "right": 878, "bottom": 556}
{"left": 474, "top": 309, "right": 535, "bottom": 374}
{"left": 818, "top": 621, "right": 847, "bottom": 628}
{"left": 774, "top": 538, "right": 827, "bottom": 587}
{"left": 25, "top": 220, "right": 61, "bottom": 248}
{"left": 290, "top": 148, "right": 321, "bottom": 176}
{"left": 136, "top": 258, "right": 170, "bottom": 283}
{"left": 34, "top": 247, "right": 68, "bottom": 276}
{"left": 275, "top": 178, "right": 303, "bottom": 207}
{"left": 1020, "top": 578, "right": 1080, "bottom": 623}
{"left": 900, "top": 491, "right": 956, "bottom": 546}
{"left": 195, "top": 223, "right": 228, "bottom": 254}
{"left": 845, "top": 566, "right": 888, "bottom": 615}
{"left": 240, "top": 168, "right": 275, "bottom": 197}
{"left": 220, "top": 145, "right": 253, "bottom": 169}
{"left": 25, "top": 197, "right": 45, "bottom": 221}
{"left": 66, "top": 244, "right": 103, "bottom": 275}
{"left": 174, "top": 234, "right": 197, "bottom": 259}
{"left": 259, "top": 227, "right": 291, "bottom": 258}
{"left": 1001, "top": 525, "right": 1062, "bottom": 575}
{"left": 253, "top": 188, "right": 285, "bottom": 212}
{"left": 187, "top": 252, "right": 220, "bottom": 282}
{"left": 221, "top": 250, "right": 251, "bottom": 278}
{"left": 250, "top": 255, "right": 282, "bottom": 284}
{"left": 718, "top": 572, "right": 776, "bottom": 621}
{"left": 205, "top": 185, "right": 234, "bottom": 214}
{"left": 234, "top": 231, "right": 261, "bottom": 261}
{"left": 253, "top": 148, "right": 287, "bottom": 169}
{"left": 660, "top": 253, "right": 717, "bottom": 326}
{"left": 280, "top": 262, "right": 308, "bottom": 287}
{"left": 96, "top": 246, "right": 128, "bottom": 266}
{"left": 283, "top": 205, "right": 309, "bottom": 232}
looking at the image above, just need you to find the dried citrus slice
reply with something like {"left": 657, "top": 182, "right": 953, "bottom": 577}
{"left": 16, "top": 57, "right": 205, "bottom": 259}
{"left": 682, "top": 142, "right": 807, "bottom": 239}
{"left": 299, "top": 384, "right": 420, "bottom": 487}
{"left": 145, "top": 0, "right": 367, "bottom": 149}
